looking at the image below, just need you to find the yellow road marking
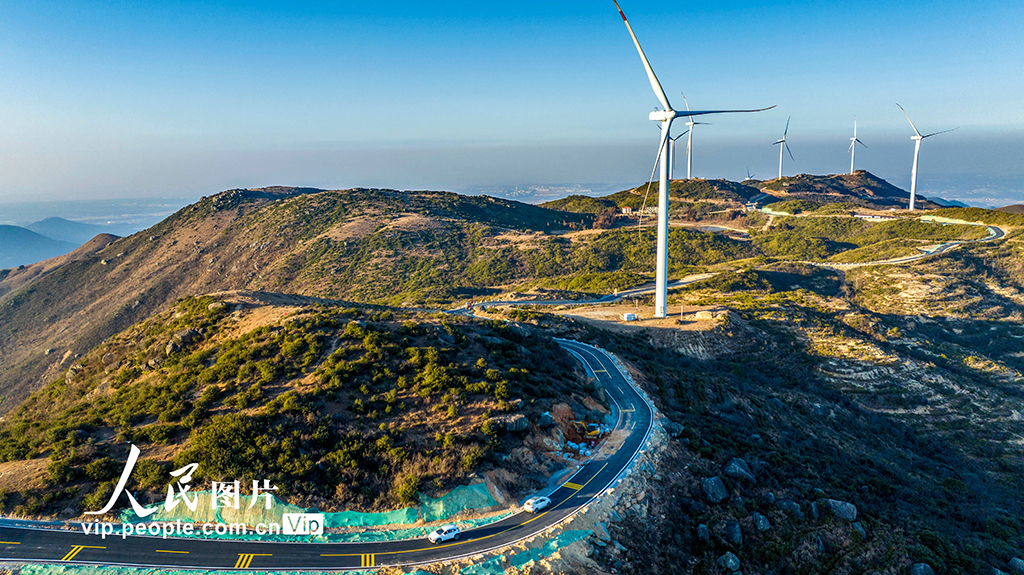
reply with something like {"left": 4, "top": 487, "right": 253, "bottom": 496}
{"left": 0, "top": 541, "right": 20, "bottom": 545}
{"left": 234, "top": 553, "right": 271, "bottom": 569}
{"left": 361, "top": 554, "right": 375, "bottom": 567}
{"left": 156, "top": 550, "right": 189, "bottom": 554}
{"left": 61, "top": 545, "right": 105, "bottom": 562}
{"left": 593, "top": 369, "right": 608, "bottom": 373}
{"left": 563, "top": 482, "right": 583, "bottom": 491}
{"left": 621, "top": 408, "right": 635, "bottom": 413}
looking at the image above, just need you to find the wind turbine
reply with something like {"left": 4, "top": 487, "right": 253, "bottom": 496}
{"left": 773, "top": 117, "right": 794, "bottom": 180}
{"left": 681, "top": 94, "right": 711, "bottom": 179}
{"left": 848, "top": 117, "right": 866, "bottom": 174}
{"left": 897, "top": 104, "right": 958, "bottom": 211}
{"left": 613, "top": 0, "right": 774, "bottom": 318}
{"left": 668, "top": 129, "right": 689, "bottom": 180}
{"left": 744, "top": 168, "right": 755, "bottom": 181}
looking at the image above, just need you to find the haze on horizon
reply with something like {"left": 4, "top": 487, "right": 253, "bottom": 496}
{"left": 1, "top": 0, "right": 1022, "bottom": 207}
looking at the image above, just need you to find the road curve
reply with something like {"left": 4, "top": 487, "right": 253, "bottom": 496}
{"left": 0, "top": 341, "right": 653, "bottom": 572}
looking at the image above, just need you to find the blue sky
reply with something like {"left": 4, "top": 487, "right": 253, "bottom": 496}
{"left": 1, "top": 1, "right": 1022, "bottom": 205}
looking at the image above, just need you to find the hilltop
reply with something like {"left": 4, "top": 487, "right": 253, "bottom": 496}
{"left": 755, "top": 170, "right": 939, "bottom": 210}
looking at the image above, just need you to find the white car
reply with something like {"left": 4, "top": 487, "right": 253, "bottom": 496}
{"left": 428, "top": 524, "right": 461, "bottom": 544}
{"left": 523, "top": 496, "right": 551, "bottom": 513}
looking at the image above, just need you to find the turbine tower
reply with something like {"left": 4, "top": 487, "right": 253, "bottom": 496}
{"left": 613, "top": 0, "right": 774, "bottom": 318}
{"left": 849, "top": 117, "right": 866, "bottom": 174}
{"left": 681, "top": 94, "right": 711, "bottom": 179}
{"left": 774, "top": 117, "right": 794, "bottom": 180}
{"left": 897, "top": 104, "right": 958, "bottom": 211}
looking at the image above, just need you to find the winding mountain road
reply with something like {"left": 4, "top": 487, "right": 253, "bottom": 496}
{"left": 0, "top": 341, "right": 653, "bottom": 571}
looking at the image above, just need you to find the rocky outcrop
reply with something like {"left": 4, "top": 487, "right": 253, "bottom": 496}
{"left": 700, "top": 476, "right": 729, "bottom": 504}
{"left": 823, "top": 499, "right": 858, "bottom": 521}
{"left": 911, "top": 563, "right": 935, "bottom": 575}
{"left": 723, "top": 457, "right": 756, "bottom": 484}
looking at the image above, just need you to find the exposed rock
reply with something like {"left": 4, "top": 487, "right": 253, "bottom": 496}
{"left": 697, "top": 524, "right": 710, "bottom": 542}
{"left": 810, "top": 501, "right": 820, "bottom": 520}
{"left": 665, "top": 421, "right": 685, "bottom": 438}
{"left": 911, "top": 563, "right": 935, "bottom": 575}
{"left": 752, "top": 512, "right": 771, "bottom": 532}
{"left": 1010, "top": 557, "right": 1024, "bottom": 574}
{"left": 165, "top": 341, "right": 181, "bottom": 356}
{"left": 824, "top": 499, "right": 858, "bottom": 521}
{"left": 44, "top": 348, "right": 55, "bottom": 356}
{"left": 776, "top": 499, "right": 805, "bottom": 520}
{"left": 147, "top": 358, "right": 163, "bottom": 370}
{"left": 478, "top": 335, "right": 505, "bottom": 345}
{"left": 700, "top": 476, "right": 729, "bottom": 504}
{"left": 173, "top": 328, "right": 200, "bottom": 345}
{"left": 595, "top": 522, "right": 611, "bottom": 542}
{"left": 852, "top": 521, "right": 866, "bottom": 540}
{"left": 208, "top": 302, "right": 226, "bottom": 312}
{"left": 537, "top": 411, "right": 554, "bottom": 428}
{"left": 723, "top": 458, "right": 756, "bottom": 484}
{"left": 494, "top": 413, "right": 529, "bottom": 433}
{"left": 724, "top": 521, "right": 743, "bottom": 546}
{"left": 717, "top": 552, "right": 741, "bottom": 572}
{"left": 101, "top": 352, "right": 117, "bottom": 364}
{"left": 509, "top": 399, "right": 524, "bottom": 411}
{"left": 991, "top": 568, "right": 1008, "bottom": 575}
{"left": 730, "top": 496, "right": 746, "bottom": 511}
{"left": 761, "top": 492, "right": 776, "bottom": 506}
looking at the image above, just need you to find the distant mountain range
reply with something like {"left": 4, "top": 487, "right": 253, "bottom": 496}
{"left": 0, "top": 217, "right": 129, "bottom": 269}
{"left": 0, "top": 225, "right": 77, "bottom": 269}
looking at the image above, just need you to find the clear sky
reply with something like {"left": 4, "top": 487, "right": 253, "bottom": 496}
{"left": 1, "top": 1, "right": 1022, "bottom": 205}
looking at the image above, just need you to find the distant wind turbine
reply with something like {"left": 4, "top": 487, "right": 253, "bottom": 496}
{"left": 849, "top": 117, "right": 866, "bottom": 175}
{"left": 744, "top": 168, "right": 755, "bottom": 181}
{"left": 774, "top": 117, "right": 794, "bottom": 179}
{"left": 613, "top": 0, "right": 774, "bottom": 318}
{"left": 897, "top": 104, "right": 958, "bottom": 211}
{"left": 669, "top": 129, "right": 689, "bottom": 180}
{"left": 681, "top": 94, "right": 711, "bottom": 179}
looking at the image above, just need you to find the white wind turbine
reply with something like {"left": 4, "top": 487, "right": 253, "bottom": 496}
{"left": 613, "top": 0, "right": 774, "bottom": 318}
{"left": 667, "top": 129, "right": 684, "bottom": 179}
{"left": 849, "top": 117, "right": 866, "bottom": 174}
{"left": 681, "top": 94, "right": 712, "bottom": 179}
{"left": 774, "top": 116, "right": 794, "bottom": 180}
{"left": 897, "top": 103, "right": 958, "bottom": 211}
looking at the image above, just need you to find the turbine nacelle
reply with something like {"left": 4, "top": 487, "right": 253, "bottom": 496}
{"left": 649, "top": 110, "right": 678, "bottom": 122}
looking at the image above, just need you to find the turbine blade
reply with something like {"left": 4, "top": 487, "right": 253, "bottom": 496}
{"left": 857, "top": 139, "right": 867, "bottom": 148}
{"left": 613, "top": 1, "right": 672, "bottom": 111}
{"left": 680, "top": 105, "right": 777, "bottom": 117}
{"left": 849, "top": 140, "right": 855, "bottom": 152}
{"left": 682, "top": 92, "right": 691, "bottom": 112}
{"left": 786, "top": 142, "right": 795, "bottom": 161}
{"left": 784, "top": 116, "right": 791, "bottom": 137}
{"left": 896, "top": 103, "right": 922, "bottom": 137}
{"left": 923, "top": 127, "right": 959, "bottom": 138}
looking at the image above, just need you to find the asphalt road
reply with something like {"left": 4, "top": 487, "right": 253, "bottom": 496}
{"left": 0, "top": 341, "right": 653, "bottom": 571}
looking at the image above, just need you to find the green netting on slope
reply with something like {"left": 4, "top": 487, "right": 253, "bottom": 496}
{"left": 120, "top": 483, "right": 499, "bottom": 532}
{"left": 459, "top": 555, "right": 506, "bottom": 575}
{"left": 506, "top": 529, "right": 593, "bottom": 569}
{"left": 325, "top": 506, "right": 417, "bottom": 528}
{"left": 120, "top": 491, "right": 308, "bottom": 525}
{"left": 420, "top": 483, "right": 498, "bottom": 522}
